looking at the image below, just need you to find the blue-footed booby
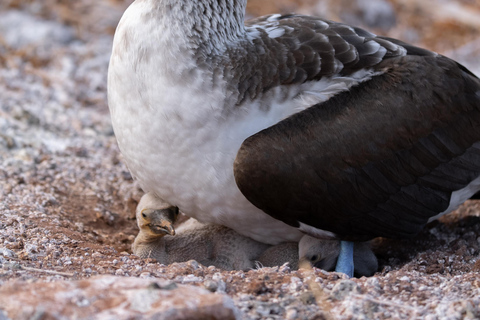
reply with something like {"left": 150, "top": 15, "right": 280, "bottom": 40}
{"left": 108, "top": 0, "right": 480, "bottom": 277}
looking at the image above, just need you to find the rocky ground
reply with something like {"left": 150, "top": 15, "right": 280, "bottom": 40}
{"left": 1, "top": 0, "right": 480, "bottom": 319}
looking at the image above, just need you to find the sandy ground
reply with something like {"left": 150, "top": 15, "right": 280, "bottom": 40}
{"left": 1, "top": 0, "right": 480, "bottom": 319}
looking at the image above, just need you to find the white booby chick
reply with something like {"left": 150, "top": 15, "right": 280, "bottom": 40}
{"left": 110, "top": 0, "right": 480, "bottom": 277}
{"left": 133, "top": 192, "right": 270, "bottom": 271}
{"left": 133, "top": 193, "right": 378, "bottom": 275}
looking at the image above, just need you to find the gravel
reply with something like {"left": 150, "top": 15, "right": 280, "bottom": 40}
{"left": 1, "top": 1, "right": 480, "bottom": 319}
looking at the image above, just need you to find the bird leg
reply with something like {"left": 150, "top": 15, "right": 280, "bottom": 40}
{"left": 299, "top": 236, "right": 377, "bottom": 277}
{"left": 335, "top": 241, "right": 355, "bottom": 277}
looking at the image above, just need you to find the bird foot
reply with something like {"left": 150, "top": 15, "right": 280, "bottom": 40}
{"left": 335, "top": 241, "right": 355, "bottom": 277}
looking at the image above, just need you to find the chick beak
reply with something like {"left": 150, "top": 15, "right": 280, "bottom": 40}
{"left": 157, "top": 220, "right": 175, "bottom": 236}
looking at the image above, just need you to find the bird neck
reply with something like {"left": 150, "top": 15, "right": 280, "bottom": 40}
{"left": 132, "top": 231, "right": 169, "bottom": 262}
{"left": 134, "top": 229, "right": 163, "bottom": 244}
{"left": 149, "top": 0, "right": 247, "bottom": 54}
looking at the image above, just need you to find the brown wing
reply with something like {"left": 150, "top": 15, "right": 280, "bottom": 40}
{"left": 233, "top": 54, "right": 480, "bottom": 240}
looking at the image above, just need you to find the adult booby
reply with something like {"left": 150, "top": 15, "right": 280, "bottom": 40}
{"left": 108, "top": 0, "right": 480, "bottom": 276}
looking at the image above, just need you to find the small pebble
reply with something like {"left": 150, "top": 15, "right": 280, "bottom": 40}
{"left": 331, "top": 280, "right": 358, "bottom": 300}
{"left": 1, "top": 248, "right": 16, "bottom": 258}
{"left": 203, "top": 280, "right": 218, "bottom": 292}
{"left": 285, "top": 308, "right": 298, "bottom": 320}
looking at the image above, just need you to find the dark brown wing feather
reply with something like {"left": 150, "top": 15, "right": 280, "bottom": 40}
{"left": 233, "top": 54, "right": 480, "bottom": 240}
{"left": 224, "top": 15, "right": 414, "bottom": 104}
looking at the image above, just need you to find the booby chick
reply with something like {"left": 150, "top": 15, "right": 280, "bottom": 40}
{"left": 256, "top": 236, "right": 377, "bottom": 276}
{"left": 110, "top": 0, "right": 480, "bottom": 277}
{"left": 134, "top": 193, "right": 378, "bottom": 275}
{"left": 133, "top": 192, "right": 271, "bottom": 271}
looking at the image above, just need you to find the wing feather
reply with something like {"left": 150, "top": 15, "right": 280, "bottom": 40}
{"left": 234, "top": 54, "right": 480, "bottom": 240}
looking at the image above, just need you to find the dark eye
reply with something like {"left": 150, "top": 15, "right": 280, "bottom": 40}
{"left": 310, "top": 255, "right": 318, "bottom": 262}
{"left": 142, "top": 212, "right": 147, "bottom": 218}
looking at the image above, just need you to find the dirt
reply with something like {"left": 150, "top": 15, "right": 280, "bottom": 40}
{"left": 1, "top": 1, "right": 480, "bottom": 319}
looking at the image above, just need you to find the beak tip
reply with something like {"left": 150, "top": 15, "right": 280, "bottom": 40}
{"left": 163, "top": 224, "right": 175, "bottom": 236}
